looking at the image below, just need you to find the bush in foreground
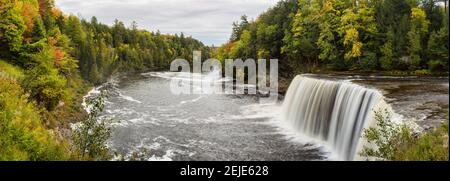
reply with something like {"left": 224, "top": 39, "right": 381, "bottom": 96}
{"left": 72, "top": 91, "right": 112, "bottom": 160}
{"left": 360, "top": 109, "right": 449, "bottom": 161}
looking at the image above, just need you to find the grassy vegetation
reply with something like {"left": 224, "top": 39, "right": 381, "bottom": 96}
{"left": 0, "top": 60, "right": 24, "bottom": 80}
{"left": 393, "top": 121, "right": 448, "bottom": 160}
{"left": 360, "top": 109, "right": 449, "bottom": 161}
{"left": 0, "top": 76, "right": 68, "bottom": 160}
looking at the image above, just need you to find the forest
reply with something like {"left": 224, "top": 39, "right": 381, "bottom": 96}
{"left": 0, "top": 0, "right": 210, "bottom": 160}
{"left": 215, "top": 0, "right": 449, "bottom": 78}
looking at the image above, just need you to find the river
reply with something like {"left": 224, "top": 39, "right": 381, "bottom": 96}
{"left": 89, "top": 72, "right": 448, "bottom": 161}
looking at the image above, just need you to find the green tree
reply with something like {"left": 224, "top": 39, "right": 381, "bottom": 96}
{"left": 407, "top": 7, "right": 430, "bottom": 70}
{"left": 282, "top": 0, "right": 320, "bottom": 70}
{"left": 23, "top": 47, "right": 67, "bottom": 111}
{"left": 426, "top": 12, "right": 448, "bottom": 72}
{"left": 356, "top": 0, "right": 379, "bottom": 70}
{"left": 317, "top": 0, "right": 345, "bottom": 69}
{"left": 0, "top": 2, "right": 25, "bottom": 59}
{"left": 407, "top": 28, "right": 422, "bottom": 70}
{"left": 339, "top": 3, "right": 362, "bottom": 61}
{"left": 230, "top": 15, "right": 249, "bottom": 42}
{"left": 72, "top": 91, "right": 112, "bottom": 160}
{"left": 380, "top": 39, "right": 394, "bottom": 70}
{"left": 39, "top": 0, "right": 57, "bottom": 33}
{"left": 31, "top": 16, "right": 46, "bottom": 43}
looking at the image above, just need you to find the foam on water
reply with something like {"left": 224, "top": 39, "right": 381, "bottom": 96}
{"left": 118, "top": 92, "right": 142, "bottom": 103}
{"left": 179, "top": 96, "right": 204, "bottom": 105}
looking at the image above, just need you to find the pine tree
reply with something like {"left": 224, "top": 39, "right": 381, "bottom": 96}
{"left": 0, "top": 2, "right": 25, "bottom": 59}
{"left": 427, "top": 14, "right": 449, "bottom": 72}
{"left": 31, "top": 17, "right": 46, "bottom": 43}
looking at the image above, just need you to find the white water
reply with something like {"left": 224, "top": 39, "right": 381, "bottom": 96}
{"left": 281, "top": 75, "right": 384, "bottom": 160}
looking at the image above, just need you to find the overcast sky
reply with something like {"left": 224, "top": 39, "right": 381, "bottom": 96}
{"left": 55, "top": 0, "right": 279, "bottom": 46}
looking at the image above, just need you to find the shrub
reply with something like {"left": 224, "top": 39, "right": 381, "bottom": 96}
{"left": 72, "top": 91, "right": 112, "bottom": 160}
{"left": 428, "top": 60, "right": 448, "bottom": 73}
{"left": 0, "top": 76, "right": 68, "bottom": 160}
{"left": 360, "top": 109, "right": 449, "bottom": 161}
{"left": 359, "top": 52, "right": 378, "bottom": 71}
{"left": 413, "top": 69, "right": 431, "bottom": 76}
{"left": 393, "top": 121, "right": 448, "bottom": 161}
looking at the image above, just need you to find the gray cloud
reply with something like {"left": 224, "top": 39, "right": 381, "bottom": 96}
{"left": 55, "top": 0, "right": 278, "bottom": 46}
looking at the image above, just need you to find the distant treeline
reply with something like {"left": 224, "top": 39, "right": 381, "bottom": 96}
{"left": 64, "top": 17, "right": 211, "bottom": 84}
{"left": 215, "top": 0, "right": 449, "bottom": 76}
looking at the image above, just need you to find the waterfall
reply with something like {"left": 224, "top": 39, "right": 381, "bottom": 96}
{"left": 281, "top": 75, "right": 383, "bottom": 160}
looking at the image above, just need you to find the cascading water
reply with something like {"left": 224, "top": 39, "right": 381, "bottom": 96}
{"left": 281, "top": 75, "right": 384, "bottom": 160}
